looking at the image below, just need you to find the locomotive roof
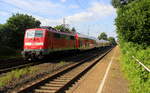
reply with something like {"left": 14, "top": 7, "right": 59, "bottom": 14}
{"left": 40, "top": 26, "right": 76, "bottom": 36}
{"left": 77, "top": 33, "right": 97, "bottom": 41}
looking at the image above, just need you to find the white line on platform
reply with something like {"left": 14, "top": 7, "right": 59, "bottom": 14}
{"left": 96, "top": 50, "right": 116, "bottom": 93}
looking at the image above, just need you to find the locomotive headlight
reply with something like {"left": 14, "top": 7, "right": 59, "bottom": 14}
{"left": 35, "top": 43, "right": 44, "bottom": 45}
{"left": 25, "top": 43, "right": 32, "bottom": 45}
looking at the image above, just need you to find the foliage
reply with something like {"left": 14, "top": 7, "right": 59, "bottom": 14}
{"left": 111, "top": 0, "right": 137, "bottom": 8}
{"left": 111, "top": 0, "right": 122, "bottom": 8}
{"left": 54, "top": 25, "right": 64, "bottom": 31}
{"left": 98, "top": 32, "right": 108, "bottom": 40}
{"left": 120, "top": 42, "right": 150, "bottom": 93}
{"left": 0, "top": 24, "right": 18, "bottom": 48}
{"left": 54, "top": 25, "right": 76, "bottom": 33}
{"left": 0, "top": 46, "right": 18, "bottom": 58}
{"left": 0, "top": 67, "right": 38, "bottom": 87}
{"left": 108, "top": 37, "right": 117, "bottom": 45}
{"left": 54, "top": 25, "right": 70, "bottom": 33}
{"left": 116, "top": 0, "right": 150, "bottom": 47}
{"left": 114, "top": 0, "right": 150, "bottom": 92}
{"left": 0, "top": 13, "right": 41, "bottom": 49}
{"left": 71, "top": 27, "right": 76, "bottom": 33}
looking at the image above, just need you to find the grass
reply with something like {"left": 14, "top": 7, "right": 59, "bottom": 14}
{"left": 0, "top": 61, "right": 68, "bottom": 88}
{"left": 59, "top": 61, "right": 66, "bottom": 65}
{"left": 120, "top": 42, "right": 150, "bottom": 93}
{"left": 0, "top": 66, "right": 38, "bottom": 87}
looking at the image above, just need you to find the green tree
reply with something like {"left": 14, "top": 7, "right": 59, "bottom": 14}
{"left": 54, "top": 25, "right": 64, "bottom": 31}
{"left": 116, "top": 0, "right": 150, "bottom": 46}
{"left": 111, "top": 0, "right": 122, "bottom": 8}
{"left": 71, "top": 27, "right": 76, "bottom": 33}
{"left": 111, "top": 0, "right": 136, "bottom": 8}
{"left": 0, "top": 24, "right": 17, "bottom": 48}
{"left": 108, "top": 37, "right": 117, "bottom": 45}
{"left": 98, "top": 32, "right": 108, "bottom": 40}
{"left": 0, "top": 24, "right": 3, "bottom": 44}
{"left": 5, "top": 13, "right": 41, "bottom": 49}
{"left": 54, "top": 25, "right": 71, "bottom": 33}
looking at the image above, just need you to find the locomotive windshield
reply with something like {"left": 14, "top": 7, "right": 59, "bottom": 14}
{"left": 35, "top": 31, "right": 43, "bottom": 37}
{"left": 26, "top": 30, "right": 43, "bottom": 38}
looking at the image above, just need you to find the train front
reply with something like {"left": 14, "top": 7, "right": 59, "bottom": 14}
{"left": 22, "top": 28, "right": 47, "bottom": 60}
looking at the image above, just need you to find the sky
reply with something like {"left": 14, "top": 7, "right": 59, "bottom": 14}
{"left": 0, "top": 0, "right": 117, "bottom": 38}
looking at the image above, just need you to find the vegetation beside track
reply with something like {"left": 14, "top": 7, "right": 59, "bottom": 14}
{"left": 0, "top": 61, "right": 72, "bottom": 91}
{"left": 112, "top": 0, "right": 150, "bottom": 93}
{"left": 120, "top": 42, "right": 150, "bottom": 93}
{"left": 0, "top": 46, "right": 21, "bottom": 59}
{"left": 0, "top": 66, "right": 38, "bottom": 87}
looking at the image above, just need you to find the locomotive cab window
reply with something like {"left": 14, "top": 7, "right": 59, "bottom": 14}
{"left": 35, "top": 31, "right": 43, "bottom": 37}
{"left": 26, "top": 30, "right": 43, "bottom": 38}
{"left": 26, "top": 30, "right": 35, "bottom": 38}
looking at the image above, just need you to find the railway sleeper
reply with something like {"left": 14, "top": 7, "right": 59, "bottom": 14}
{"left": 45, "top": 84, "right": 64, "bottom": 87}
{"left": 35, "top": 89, "right": 56, "bottom": 93}
{"left": 40, "top": 86, "right": 60, "bottom": 90}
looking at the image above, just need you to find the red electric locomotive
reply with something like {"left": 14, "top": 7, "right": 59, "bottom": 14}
{"left": 22, "top": 26, "right": 97, "bottom": 60}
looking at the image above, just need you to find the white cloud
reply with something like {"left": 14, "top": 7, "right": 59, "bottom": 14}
{"left": 66, "top": 2, "right": 116, "bottom": 23}
{"left": 67, "top": 12, "right": 93, "bottom": 23}
{"left": 89, "top": 2, "right": 115, "bottom": 17}
{"left": 32, "top": 2, "right": 116, "bottom": 28}
{"left": 34, "top": 16, "right": 62, "bottom": 26}
{"left": 3, "top": 0, "right": 64, "bottom": 15}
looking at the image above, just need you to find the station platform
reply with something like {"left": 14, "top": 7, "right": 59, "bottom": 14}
{"left": 66, "top": 46, "right": 128, "bottom": 93}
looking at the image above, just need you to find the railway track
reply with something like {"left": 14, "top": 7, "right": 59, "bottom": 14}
{"left": 0, "top": 47, "right": 108, "bottom": 74}
{"left": 12, "top": 47, "right": 113, "bottom": 93}
{"left": 0, "top": 58, "right": 24, "bottom": 69}
{"left": 0, "top": 62, "right": 37, "bottom": 74}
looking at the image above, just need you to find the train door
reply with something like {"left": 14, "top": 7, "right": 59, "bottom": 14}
{"left": 75, "top": 34, "right": 79, "bottom": 48}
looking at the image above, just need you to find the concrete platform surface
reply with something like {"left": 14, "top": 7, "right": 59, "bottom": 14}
{"left": 66, "top": 46, "right": 128, "bottom": 93}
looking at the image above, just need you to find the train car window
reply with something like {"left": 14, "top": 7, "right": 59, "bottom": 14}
{"left": 35, "top": 31, "right": 43, "bottom": 37}
{"left": 54, "top": 33, "right": 61, "bottom": 38}
{"left": 66, "top": 36, "right": 70, "bottom": 40}
{"left": 70, "top": 36, "right": 75, "bottom": 40}
{"left": 60, "top": 34, "right": 66, "bottom": 39}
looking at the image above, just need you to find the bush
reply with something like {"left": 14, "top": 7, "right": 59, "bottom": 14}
{"left": 120, "top": 42, "right": 150, "bottom": 93}
{"left": 0, "top": 46, "right": 16, "bottom": 56}
{"left": 0, "top": 13, "right": 41, "bottom": 49}
{"left": 114, "top": 0, "right": 150, "bottom": 92}
{"left": 116, "top": 0, "right": 150, "bottom": 47}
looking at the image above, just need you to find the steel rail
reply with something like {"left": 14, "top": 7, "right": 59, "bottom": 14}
{"left": 0, "top": 63, "right": 35, "bottom": 74}
{"left": 0, "top": 48, "right": 101, "bottom": 74}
